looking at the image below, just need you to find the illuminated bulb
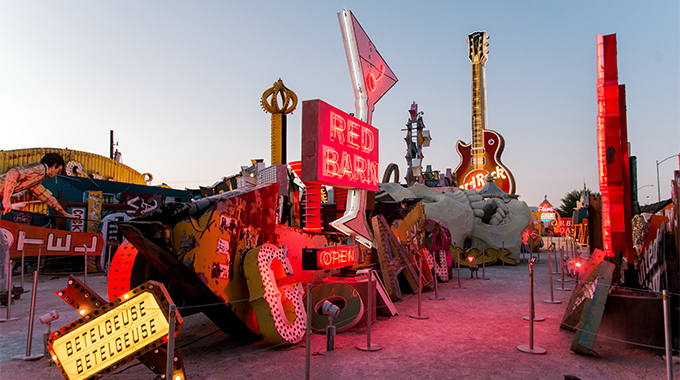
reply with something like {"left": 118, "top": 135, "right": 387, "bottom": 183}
{"left": 79, "top": 309, "right": 86, "bottom": 315}
{"left": 124, "top": 294, "right": 129, "bottom": 300}
{"left": 52, "top": 355, "right": 57, "bottom": 361}
{"left": 467, "top": 256, "right": 475, "bottom": 263}
{"left": 575, "top": 262, "right": 582, "bottom": 268}
{"left": 174, "top": 376, "right": 181, "bottom": 380}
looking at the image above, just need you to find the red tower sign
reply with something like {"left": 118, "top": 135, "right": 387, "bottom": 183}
{"left": 596, "top": 33, "right": 634, "bottom": 261}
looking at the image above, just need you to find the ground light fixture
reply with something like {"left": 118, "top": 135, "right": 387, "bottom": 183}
{"left": 468, "top": 256, "right": 479, "bottom": 278}
{"left": 40, "top": 310, "right": 59, "bottom": 360}
{"left": 321, "top": 300, "right": 340, "bottom": 351}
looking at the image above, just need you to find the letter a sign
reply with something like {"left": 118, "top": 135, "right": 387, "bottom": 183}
{"left": 338, "top": 9, "right": 398, "bottom": 124}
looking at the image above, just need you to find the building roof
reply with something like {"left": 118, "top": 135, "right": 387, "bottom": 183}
{"left": 477, "top": 174, "right": 518, "bottom": 202}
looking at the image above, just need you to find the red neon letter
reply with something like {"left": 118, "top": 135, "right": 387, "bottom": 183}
{"left": 354, "top": 156, "right": 368, "bottom": 184}
{"left": 320, "top": 251, "right": 331, "bottom": 266}
{"left": 340, "top": 151, "right": 354, "bottom": 180}
{"left": 346, "top": 121, "right": 360, "bottom": 150}
{"left": 361, "top": 127, "right": 375, "bottom": 154}
{"left": 330, "top": 113, "right": 346, "bottom": 145}
{"left": 323, "top": 146, "right": 340, "bottom": 178}
{"left": 367, "top": 160, "right": 379, "bottom": 187}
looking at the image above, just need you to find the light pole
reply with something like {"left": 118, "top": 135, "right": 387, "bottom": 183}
{"left": 656, "top": 154, "right": 678, "bottom": 201}
{"left": 637, "top": 184, "right": 654, "bottom": 206}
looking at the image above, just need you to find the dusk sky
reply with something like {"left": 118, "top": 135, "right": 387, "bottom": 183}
{"left": 2, "top": 1, "right": 678, "bottom": 208}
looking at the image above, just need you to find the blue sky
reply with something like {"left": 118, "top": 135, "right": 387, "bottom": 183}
{"left": 2, "top": 1, "right": 678, "bottom": 207}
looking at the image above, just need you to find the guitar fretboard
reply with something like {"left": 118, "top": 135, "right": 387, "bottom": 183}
{"left": 471, "top": 62, "right": 486, "bottom": 167}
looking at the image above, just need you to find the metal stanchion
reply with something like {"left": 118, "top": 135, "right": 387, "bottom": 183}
{"left": 106, "top": 245, "right": 112, "bottom": 272}
{"left": 518, "top": 258, "right": 546, "bottom": 354}
{"left": 1, "top": 260, "right": 19, "bottom": 322}
{"left": 357, "top": 270, "right": 381, "bottom": 351}
{"left": 663, "top": 290, "right": 673, "bottom": 380}
{"left": 543, "top": 246, "right": 561, "bottom": 304}
{"left": 409, "top": 254, "right": 429, "bottom": 320}
{"left": 166, "top": 304, "right": 176, "bottom": 380}
{"left": 523, "top": 257, "right": 545, "bottom": 322}
{"left": 13, "top": 271, "right": 44, "bottom": 360}
{"left": 551, "top": 244, "right": 558, "bottom": 275}
{"left": 455, "top": 244, "right": 462, "bottom": 289}
{"left": 430, "top": 256, "right": 445, "bottom": 301}
{"left": 83, "top": 244, "right": 88, "bottom": 286}
{"left": 481, "top": 244, "right": 490, "bottom": 280}
{"left": 501, "top": 241, "right": 505, "bottom": 268}
{"left": 37, "top": 247, "right": 41, "bottom": 273}
{"left": 556, "top": 247, "right": 571, "bottom": 291}
{"left": 21, "top": 248, "right": 25, "bottom": 290}
{"left": 305, "top": 283, "right": 312, "bottom": 379}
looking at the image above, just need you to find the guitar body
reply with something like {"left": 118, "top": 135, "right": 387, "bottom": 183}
{"left": 455, "top": 129, "right": 516, "bottom": 194}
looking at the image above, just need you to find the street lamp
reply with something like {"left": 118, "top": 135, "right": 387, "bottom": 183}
{"left": 656, "top": 154, "right": 678, "bottom": 201}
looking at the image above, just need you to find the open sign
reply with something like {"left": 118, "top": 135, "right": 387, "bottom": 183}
{"left": 302, "top": 245, "right": 357, "bottom": 270}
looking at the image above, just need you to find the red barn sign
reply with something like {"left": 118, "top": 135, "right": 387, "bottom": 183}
{"left": 301, "top": 99, "right": 379, "bottom": 191}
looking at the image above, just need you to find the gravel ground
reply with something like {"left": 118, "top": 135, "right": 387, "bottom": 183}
{"left": 1, "top": 238, "right": 677, "bottom": 380}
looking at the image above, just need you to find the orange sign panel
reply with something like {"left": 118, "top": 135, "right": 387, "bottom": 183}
{"left": 0, "top": 220, "right": 102, "bottom": 258}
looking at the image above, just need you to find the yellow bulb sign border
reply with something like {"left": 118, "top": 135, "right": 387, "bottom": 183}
{"left": 47, "top": 281, "right": 181, "bottom": 380}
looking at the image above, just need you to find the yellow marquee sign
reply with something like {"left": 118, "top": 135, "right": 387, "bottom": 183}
{"left": 47, "top": 281, "right": 180, "bottom": 380}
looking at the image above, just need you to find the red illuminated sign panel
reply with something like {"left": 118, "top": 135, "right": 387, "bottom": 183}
{"left": 596, "top": 33, "right": 633, "bottom": 260}
{"left": 301, "top": 99, "right": 379, "bottom": 191}
{"left": 302, "top": 245, "right": 357, "bottom": 270}
{"left": 537, "top": 203, "right": 554, "bottom": 213}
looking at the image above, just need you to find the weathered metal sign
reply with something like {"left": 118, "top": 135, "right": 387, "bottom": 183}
{"left": 0, "top": 220, "right": 102, "bottom": 258}
{"left": 119, "top": 192, "right": 164, "bottom": 217}
{"left": 47, "top": 281, "right": 180, "bottom": 380}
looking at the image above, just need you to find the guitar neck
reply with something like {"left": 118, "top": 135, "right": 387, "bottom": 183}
{"left": 471, "top": 62, "right": 486, "bottom": 164}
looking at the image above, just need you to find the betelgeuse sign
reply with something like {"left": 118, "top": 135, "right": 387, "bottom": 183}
{"left": 47, "top": 281, "right": 180, "bottom": 380}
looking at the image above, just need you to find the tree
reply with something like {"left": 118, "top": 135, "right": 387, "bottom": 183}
{"left": 557, "top": 188, "right": 600, "bottom": 217}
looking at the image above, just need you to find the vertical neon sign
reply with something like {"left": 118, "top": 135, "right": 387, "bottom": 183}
{"left": 596, "top": 33, "right": 633, "bottom": 260}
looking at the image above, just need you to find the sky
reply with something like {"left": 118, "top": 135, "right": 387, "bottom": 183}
{"left": 1, "top": 1, "right": 678, "bottom": 208}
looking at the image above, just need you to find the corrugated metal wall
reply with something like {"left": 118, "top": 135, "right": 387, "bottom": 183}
{"left": 1, "top": 148, "right": 147, "bottom": 184}
{"left": 1, "top": 148, "right": 150, "bottom": 214}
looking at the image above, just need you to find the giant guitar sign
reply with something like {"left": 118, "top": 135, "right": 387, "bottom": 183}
{"left": 455, "top": 31, "right": 516, "bottom": 194}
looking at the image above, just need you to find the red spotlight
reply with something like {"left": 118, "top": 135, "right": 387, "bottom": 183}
{"left": 467, "top": 256, "right": 475, "bottom": 264}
